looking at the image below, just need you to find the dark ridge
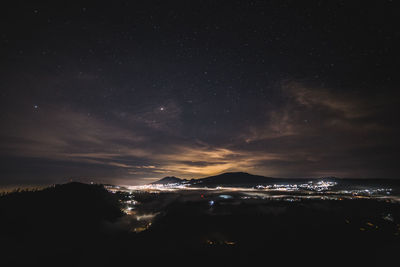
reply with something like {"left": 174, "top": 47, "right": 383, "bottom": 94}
{"left": 151, "top": 176, "right": 187, "bottom": 184}
{"left": 150, "top": 172, "right": 400, "bottom": 188}
{"left": 193, "top": 172, "right": 279, "bottom": 186}
{"left": 0, "top": 182, "right": 123, "bottom": 235}
{"left": 0, "top": 182, "right": 128, "bottom": 266}
{"left": 151, "top": 172, "right": 277, "bottom": 187}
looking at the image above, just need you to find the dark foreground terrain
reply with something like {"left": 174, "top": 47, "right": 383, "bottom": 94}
{"left": 1, "top": 182, "right": 399, "bottom": 267}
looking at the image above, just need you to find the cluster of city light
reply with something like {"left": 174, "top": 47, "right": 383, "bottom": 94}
{"left": 239, "top": 193, "right": 400, "bottom": 203}
{"left": 126, "top": 183, "right": 190, "bottom": 192}
{"left": 337, "top": 188, "right": 392, "bottom": 196}
{"left": 127, "top": 182, "right": 335, "bottom": 192}
{"left": 104, "top": 182, "right": 399, "bottom": 237}
{"left": 298, "top": 180, "right": 338, "bottom": 191}
{"left": 206, "top": 239, "right": 236, "bottom": 246}
{"left": 254, "top": 180, "right": 337, "bottom": 192}
{"left": 106, "top": 182, "right": 398, "bottom": 208}
{"left": 131, "top": 213, "right": 159, "bottom": 233}
{"left": 133, "top": 222, "right": 152, "bottom": 233}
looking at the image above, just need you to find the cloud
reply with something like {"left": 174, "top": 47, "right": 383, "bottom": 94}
{"left": 0, "top": 105, "right": 278, "bottom": 182}
{"left": 1, "top": 80, "right": 399, "bottom": 184}
{"left": 225, "top": 80, "right": 399, "bottom": 178}
{"left": 113, "top": 100, "right": 183, "bottom": 136}
{"left": 284, "top": 81, "right": 370, "bottom": 119}
{"left": 242, "top": 80, "right": 389, "bottom": 143}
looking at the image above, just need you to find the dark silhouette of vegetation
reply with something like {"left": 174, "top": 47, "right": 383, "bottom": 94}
{"left": 0, "top": 182, "right": 124, "bottom": 266}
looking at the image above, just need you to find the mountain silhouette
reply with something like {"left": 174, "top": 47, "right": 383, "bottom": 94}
{"left": 151, "top": 176, "right": 188, "bottom": 185}
{"left": 152, "top": 172, "right": 281, "bottom": 187}
{"left": 195, "top": 172, "right": 277, "bottom": 186}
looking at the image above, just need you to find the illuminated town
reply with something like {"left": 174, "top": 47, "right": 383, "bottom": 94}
{"left": 104, "top": 176, "right": 400, "bottom": 237}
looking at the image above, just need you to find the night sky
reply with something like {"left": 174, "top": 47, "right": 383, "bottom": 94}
{"left": 1, "top": 1, "right": 399, "bottom": 186}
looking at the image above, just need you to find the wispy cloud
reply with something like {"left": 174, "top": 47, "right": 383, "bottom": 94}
{"left": 1, "top": 80, "right": 398, "bottom": 184}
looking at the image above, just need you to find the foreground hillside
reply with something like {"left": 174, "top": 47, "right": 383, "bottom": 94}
{"left": 1, "top": 182, "right": 400, "bottom": 266}
{"left": 0, "top": 182, "right": 125, "bottom": 266}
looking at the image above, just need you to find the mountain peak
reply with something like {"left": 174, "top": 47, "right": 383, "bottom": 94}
{"left": 151, "top": 176, "right": 186, "bottom": 185}
{"left": 150, "top": 172, "right": 275, "bottom": 186}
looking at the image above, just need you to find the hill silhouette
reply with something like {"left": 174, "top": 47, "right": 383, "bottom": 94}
{"left": 0, "top": 182, "right": 123, "bottom": 228}
{"left": 152, "top": 172, "right": 283, "bottom": 187}
{"left": 151, "top": 172, "right": 400, "bottom": 188}
{"left": 0, "top": 182, "right": 124, "bottom": 266}
{"left": 151, "top": 176, "right": 187, "bottom": 184}
{"left": 195, "top": 172, "right": 277, "bottom": 186}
